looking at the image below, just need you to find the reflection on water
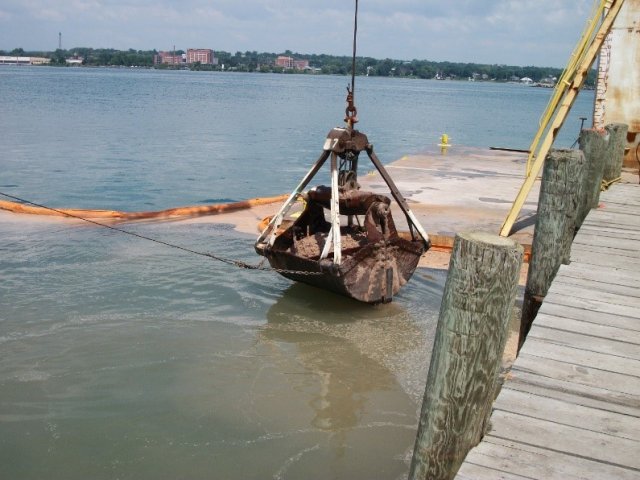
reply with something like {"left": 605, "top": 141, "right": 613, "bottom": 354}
{"left": 256, "top": 283, "right": 440, "bottom": 478}
{"left": 265, "top": 284, "right": 417, "bottom": 432}
{"left": 0, "top": 215, "right": 445, "bottom": 479}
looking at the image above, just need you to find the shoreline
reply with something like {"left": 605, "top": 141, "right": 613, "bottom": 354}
{"left": 1, "top": 146, "right": 538, "bottom": 280}
{"left": 4, "top": 145, "right": 635, "bottom": 280}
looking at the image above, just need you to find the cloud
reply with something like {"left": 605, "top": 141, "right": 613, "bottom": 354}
{"left": 0, "top": 0, "right": 597, "bottom": 66}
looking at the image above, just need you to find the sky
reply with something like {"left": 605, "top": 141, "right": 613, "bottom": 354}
{"left": 0, "top": 0, "right": 596, "bottom": 67}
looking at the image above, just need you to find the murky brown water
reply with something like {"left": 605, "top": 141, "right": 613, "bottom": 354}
{"left": 0, "top": 215, "right": 445, "bottom": 480}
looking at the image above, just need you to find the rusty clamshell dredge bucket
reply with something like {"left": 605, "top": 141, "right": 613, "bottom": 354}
{"left": 255, "top": 127, "right": 430, "bottom": 304}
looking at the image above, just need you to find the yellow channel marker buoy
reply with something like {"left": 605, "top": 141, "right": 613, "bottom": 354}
{"left": 438, "top": 133, "right": 451, "bottom": 147}
{"left": 438, "top": 133, "right": 451, "bottom": 155}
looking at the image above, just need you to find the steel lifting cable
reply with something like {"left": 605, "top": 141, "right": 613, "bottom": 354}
{"left": 351, "top": 0, "right": 358, "bottom": 96}
{"left": 344, "top": 0, "right": 359, "bottom": 127}
{"left": 0, "top": 191, "right": 322, "bottom": 276}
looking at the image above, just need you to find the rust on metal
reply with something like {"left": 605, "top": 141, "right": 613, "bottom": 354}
{"left": 255, "top": 126, "right": 430, "bottom": 304}
{"left": 593, "top": 1, "right": 640, "bottom": 168}
{"left": 344, "top": 86, "right": 358, "bottom": 127}
{"left": 256, "top": 0, "right": 430, "bottom": 302}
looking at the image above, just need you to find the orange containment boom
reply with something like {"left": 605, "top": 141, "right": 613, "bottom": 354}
{"left": 0, "top": 195, "right": 288, "bottom": 221}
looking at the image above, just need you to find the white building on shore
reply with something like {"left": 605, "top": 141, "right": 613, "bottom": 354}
{"left": 0, "top": 56, "right": 51, "bottom": 65}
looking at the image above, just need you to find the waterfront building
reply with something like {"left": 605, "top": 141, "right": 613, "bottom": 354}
{"left": 186, "top": 49, "right": 218, "bottom": 65}
{"left": 66, "top": 56, "right": 83, "bottom": 65}
{"left": 275, "top": 55, "right": 309, "bottom": 70}
{"left": 0, "top": 56, "right": 51, "bottom": 65}
{"left": 153, "top": 51, "right": 184, "bottom": 65}
{"left": 293, "top": 59, "right": 309, "bottom": 70}
{"left": 30, "top": 57, "right": 51, "bottom": 65}
{"left": 275, "top": 55, "right": 293, "bottom": 68}
{"left": 0, "top": 56, "right": 31, "bottom": 65}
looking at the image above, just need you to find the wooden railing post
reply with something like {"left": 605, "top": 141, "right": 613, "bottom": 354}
{"left": 577, "top": 129, "right": 608, "bottom": 228}
{"left": 602, "top": 123, "right": 629, "bottom": 184}
{"left": 520, "top": 149, "right": 584, "bottom": 348}
{"left": 409, "top": 232, "right": 523, "bottom": 480}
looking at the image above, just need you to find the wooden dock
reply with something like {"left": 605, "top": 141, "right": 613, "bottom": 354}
{"left": 456, "top": 183, "right": 640, "bottom": 480}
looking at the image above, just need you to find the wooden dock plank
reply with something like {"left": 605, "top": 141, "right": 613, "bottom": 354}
{"left": 589, "top": 187, "right": 640, "bottom": 206}
{"left": 456, "top": 184, "right": 640, "bottom": 480}
{"left": 583, "top": 212, "right": 640, "bottom": 224}
{"left": 540, "top": 298, "right": 640, "bottom": 330}
{"left": 601, "top": 201, "right": 640, "bottom": 210}
{"left": 544, "top": 282, "right": 640, "bottom": 308}
{"left": 506, "top": 370, "right": 640, "bottom": 416}
{"left": 557, "top": 262, "right": 640, "bottom": 288}
{"left": 584, "top": 205, "right": 640, "bottom": 218}
{"left": 581, "top": 217, "right": 640, "bottom": 231}
{"left": 577, "top": 224, "right": 640, "bottom": 240}
{"left": 544, "top": 290, "right": 640, "bottom": 319}
{"left": 601, "top": 190, "right": 640, "bottom": 200}
{"left": 572, "top": 233, "right": 640, "bottom": 252}
{"left": 493, "top": 388, "right": 640, "bottom": 441}
{"left": 601, "top": 200, "right": 640, "bottom": 209}
{"left": 553, "top": 275, "right": 640, "bottom": 298}
{"left": 456, "top": 460, "right": 533, "bottom": 480}
{"left": 580, "top": 211, "right": 640, "bottom": 227}
{"left": 460, "top": 437, "right": 640, "bottom": 480}
{"left": 599, "top": 200, "right": 640, "bottom": 210}
{"left": 487, "top": 410, "right": 640, "bottom": 470}
{"left": 570, "top": 243, "right": 640, "bottom": 263}
{"left": 594, "top": 203, "right": 640, "bottom": 214}
{"left": 570, "top": 238, "right": 640, "bottom": 256}
{"left": 601, "top": 184, "right": 640, "bottom": 198}
{"left": 524, "top": 321, "right": 637, "bottom": 364}
{"left": 533, "top": 313, "right": 640, "bottom": 342}
{"left": 579, "top": 221, "right": 640, "bottom": 235}
{"left": 597, "top": 193, "right": 640, "bottom": 206}
{"left": 519, "top": 336, "right": 640, "bottom": 372}
{"left": 568, "top": 249, "right": 640, "bottom": 270}
{"left": 515, "top": 353, "right": 640, "bottom": 395}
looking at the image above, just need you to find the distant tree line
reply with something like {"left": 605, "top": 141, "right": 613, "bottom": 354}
{"left": 0, "top": 47, "right": 595, "bottom": 84}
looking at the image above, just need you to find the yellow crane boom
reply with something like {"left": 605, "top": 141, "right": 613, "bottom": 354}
{"left": 500, "top": 0, "right": 625, "bottom": 237}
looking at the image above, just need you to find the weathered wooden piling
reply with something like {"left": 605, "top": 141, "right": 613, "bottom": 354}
{"left": 577, "top": 128, "right": 608, "bottom": 228}
{"left": 409, "top": 232, "right": 523, "bottom": 480}
{"left": 559, "top": 150, "right": 585, "bottom": 264}
{"left": 602, "top": 123, "right": 629, "bottom": 184}
{"left": 520, "top": 149, "right": 584, "bottom": 348}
